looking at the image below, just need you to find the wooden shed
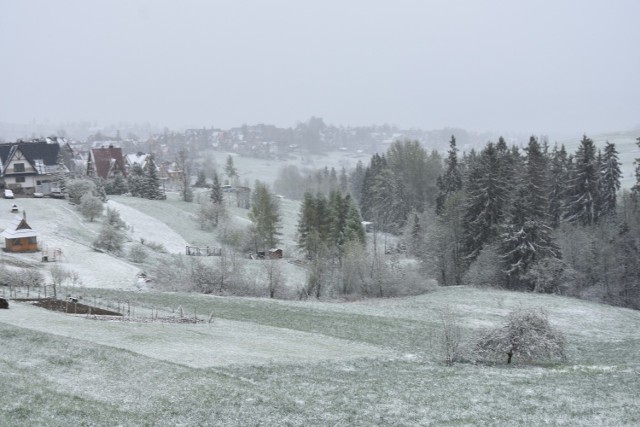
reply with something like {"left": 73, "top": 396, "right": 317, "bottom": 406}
{"left": 2, "top": 214, "right": 37, "bottom": 252}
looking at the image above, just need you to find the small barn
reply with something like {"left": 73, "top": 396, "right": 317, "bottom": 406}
{"left": 2, "top": 214, "right": 37, "bottom": 252}
{"left": 268, "top": 248, "right": 283, "bottom": 259}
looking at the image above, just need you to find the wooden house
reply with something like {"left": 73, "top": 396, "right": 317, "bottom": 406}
{"left": 2, "top": 214, "right": 37, "bottom": 252}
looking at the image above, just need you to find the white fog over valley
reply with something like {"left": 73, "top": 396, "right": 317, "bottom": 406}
{"left": 1, "top": 1, "right": 640, "bottom": 426}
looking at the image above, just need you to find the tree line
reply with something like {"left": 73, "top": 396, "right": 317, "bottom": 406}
{"left": 419, "top": 135, "right": 638, "bottom": 309}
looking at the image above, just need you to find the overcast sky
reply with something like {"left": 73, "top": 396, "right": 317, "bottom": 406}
{"left": 1, "top": 0, "right": 639, "bottom": 135}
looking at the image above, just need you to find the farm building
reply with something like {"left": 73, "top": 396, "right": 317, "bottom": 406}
{"left": 2, "top": 213, "right": 37, "bottom": 252}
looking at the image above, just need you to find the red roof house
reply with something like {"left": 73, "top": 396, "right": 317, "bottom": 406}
{"left": 87, "top": 145, "right": 127, "bottom": 179}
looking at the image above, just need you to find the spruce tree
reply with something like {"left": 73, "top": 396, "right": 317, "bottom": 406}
{"left": 359, "top": 153, "right": 388, "bottom": 222}
{"left": 499, "top": 137, "right": 559, "bottom": 290}
{"left": 127, "top": 164, "right": 145, "bottom": 197}
{"left": 344, "top": 196, "right": 366, "bottom": 247}
{"left": 144, "top": 154, "right": 165, "bottom": 200}
{"left": 462, "top": 143, "right": 511, "bottom": 261}
{"left": 599, "top": 141, "right": 622, "bottom": 221}
{"left": 297, "top": 192, "right": 319, "bottom": 259}
{"left": 210, "top": 172, "right": 224, "bottom": 204}
{"left": 564, "top": 135, "right": 599, "bottom": 226}
{"left": 349, "top": 161, "right": 366, "bottom": 203}
{"left": 249, "top": 182, "right": 282, "bottom": 251}
{"left": 548, "top": 144, "right": 570, "bottom": 228}
{"left": 436, "top": 135, "right": 463, "bottom": 215}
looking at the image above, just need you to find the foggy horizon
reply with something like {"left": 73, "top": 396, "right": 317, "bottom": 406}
{"left": 2, "top": 1, "right": 639, "bottom": 137}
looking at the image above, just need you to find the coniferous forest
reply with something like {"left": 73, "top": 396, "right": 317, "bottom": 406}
{"left": 313, "top": 135, "right": 640, "bottom": 309}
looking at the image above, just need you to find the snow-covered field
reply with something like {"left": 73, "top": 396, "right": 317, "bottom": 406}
{"left": 2, "top": 302, "right": 390, "bottom": 368}
{"left": 1, "top": 192, "right": 639, "bottom": 425}
{"left": 2, "top": 286, "right": 639, "bottom": 426}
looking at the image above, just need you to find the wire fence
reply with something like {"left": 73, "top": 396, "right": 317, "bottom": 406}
{"left": 2, "top": 285, "right": 212, "bottom": 324}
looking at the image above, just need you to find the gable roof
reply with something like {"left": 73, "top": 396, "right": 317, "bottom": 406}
{"left": 89, "top": 146, "right": 126, "bottom": 179}
{"left": 0, "top": 141, "right": 60, "bottom": 174}
{"left": 125, "top": 152, "right": 147, "bottom": 166}
{"left": 1, "top": 215, "right": 37, "bottom": 239}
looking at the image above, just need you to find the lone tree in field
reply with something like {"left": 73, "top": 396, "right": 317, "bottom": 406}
{"left": 475, "top": 307, "right": 565, "bottom": 364}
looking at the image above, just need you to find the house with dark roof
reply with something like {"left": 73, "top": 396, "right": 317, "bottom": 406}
{"left": 87, "top": 145, "right": 127, "bottom": 179}
{"left": 0, "top": 139, "right": 65, "bottom": 196}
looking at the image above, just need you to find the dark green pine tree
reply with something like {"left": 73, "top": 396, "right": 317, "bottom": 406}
{"left": 359, "top": 153, "right": 388, "bottom": 222}
{"left": 343, "top": 196, "right": 366, "bottom": 247}
{"left": 327, "top": 191, "right": 349, "bottom": 257}
{"left": 564, "top": 135, "right": 599, "bottom": 226}
{"left": 548, "top": 144, "right": 570, "bottom": 228}
{"left": 111, "top": 174, "right": 128, "bottom": 195}
{"left": 339, "top": 167, "right": 349, "bottom": 195}
{"left": 296, "top": 192, "right": 331, "bottom": 259}
{"left": 436, "top": 135, "right": 463, "bottom": 215}
{"left": 144, "top": 154, "right": 165, "bottom": 200}
{"left": 210, "top": 172, "right": 224, "bottom": 204}
{"left": 297, "top": 192, "right": 319, "bottom": 259}
{"left": 349, "top": 160, "right": 366, "bottom": 203}
{"left": 523, "top": 136, "right": 548, "bottom": 221}
{"left": 127, "top": 163, "right": 145, "bottom": 197}
{"left": 249, "top": 182, "right": 282, "bottom": 251}
{"left": 499, "top": 137, "right": 559, "bottom": 290}
{"left": 599, "top": 141, "right": 622, "bottom": 221}
{"left": 462, "top": 142, "right": 511, "bottom": 261}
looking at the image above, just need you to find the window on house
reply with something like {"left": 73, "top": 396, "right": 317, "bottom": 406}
{"left": 15, "top": 177, "right": 26, "bottom": 183}
{"left": 14, "top": 163, "right": 25, "bottom": 172}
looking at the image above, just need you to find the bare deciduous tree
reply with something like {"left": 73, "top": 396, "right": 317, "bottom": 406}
{"left": 475, "top": 307, "right": 565, "bottom": 364}
{"left": 438, "top": 306, "right": 463, "bottom": 366}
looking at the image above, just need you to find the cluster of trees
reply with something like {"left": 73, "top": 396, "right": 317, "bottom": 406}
{"left": 357, "top": 141, "right": 443, "bottom": 233}
{"left": 297, "top": 191, "right": 365, "bottom": 261}
{"left": 295, "top": 189, "right": 430, "bottom": 299}
{"left": 125, "top": 159, "right": 165, "bottom": 200}
{"left": 425, "top": 135, "right": 640, "bottom": 308}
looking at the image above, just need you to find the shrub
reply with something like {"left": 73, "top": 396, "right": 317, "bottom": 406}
{"left": 475, "top": 307, "right": 565, "bottom": 364}
{"left": 80, "top": 194, "right": 104, "bottom": 222}
{"left": 129, "top": 245, "right": 148, "bottom": 263}
{"left": 93, "top": 224, "right": 125, "bottom": 254}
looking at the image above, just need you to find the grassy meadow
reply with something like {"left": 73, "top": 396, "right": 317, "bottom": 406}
{"left": 0, "top": 160, "right": 639, "bottom": 425}
{"left": 2, "top": 287, "right": 640, "bottom": 426}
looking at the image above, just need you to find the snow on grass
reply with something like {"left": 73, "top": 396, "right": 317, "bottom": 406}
{"left": 107, "top": 199, "right": 188, "bottom": 253}
{"left": 2, "top": 286, "right": 640, "bottom": 425}
{"left": 0, "top": 198, "right": 141, "bottom": 290}
{"left": 224, "top": 150, "right": 363, "bottom": 188}
{"left": 3, "top": 302, "right": 391, "bottom": 368}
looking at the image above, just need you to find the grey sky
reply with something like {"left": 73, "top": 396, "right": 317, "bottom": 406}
{"left": 1, "top": 0, "right": 639, "bottom": 135}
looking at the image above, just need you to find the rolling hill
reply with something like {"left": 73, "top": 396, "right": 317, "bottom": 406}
{"left": 0, "top": 193, "right": 639, "bottom": 425}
